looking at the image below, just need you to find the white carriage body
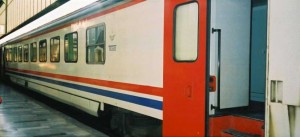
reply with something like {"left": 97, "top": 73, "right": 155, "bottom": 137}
{"left": 4, "top": 0, "right": 164, "bottom": 120}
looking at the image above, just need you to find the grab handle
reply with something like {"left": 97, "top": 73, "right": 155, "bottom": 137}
{"left": 212, "top": 28, "right": 221, "bottom": 110}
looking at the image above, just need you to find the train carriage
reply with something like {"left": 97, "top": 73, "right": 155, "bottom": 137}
{"left": 0, "top": 0, "right": 300, "bottom": 136}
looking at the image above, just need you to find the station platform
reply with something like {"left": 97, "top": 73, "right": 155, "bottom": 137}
{"left": 0, "top": 82, "right": 108, "bottom": 137}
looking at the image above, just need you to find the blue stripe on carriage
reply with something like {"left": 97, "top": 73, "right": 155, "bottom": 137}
{"left": 7, "top": 71, "right": 163, "bottom": 110}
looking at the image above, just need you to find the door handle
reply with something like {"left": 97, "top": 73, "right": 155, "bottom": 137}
{"left": 185, "top": 85, "right": 193, "bottom": 98}
{"left": 212, "top": 28, "right": 222, "bottom": 109}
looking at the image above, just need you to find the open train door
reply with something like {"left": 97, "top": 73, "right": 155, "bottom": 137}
{"left": 267, "top": 0, "right": 300, "bottom": 136}
{"left": 163, "top": 0, "right": 208, "bottom": 136}
{"left": 210, "top": 0, "right": 251, "bottom": 110}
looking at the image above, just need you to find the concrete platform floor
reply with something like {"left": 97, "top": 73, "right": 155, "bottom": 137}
{"left": 0, "top": 82, "right": 108, "bottom": 137}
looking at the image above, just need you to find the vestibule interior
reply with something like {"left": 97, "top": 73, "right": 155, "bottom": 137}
{"left": 209, "top": 0, "right": 268, "bottom": 117}
{"left": 208, "top": 0, "right": 268, "bottom": 136}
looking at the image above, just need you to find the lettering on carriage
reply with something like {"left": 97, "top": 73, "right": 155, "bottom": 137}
{"left": 109, "top": 45, "right": 116, "bottom": 51}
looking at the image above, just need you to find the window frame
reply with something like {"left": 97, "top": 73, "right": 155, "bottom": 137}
{"left": 13, "top": 47, "right": 17, "bottom": 62}
{"left": 64, "top": 32, "right": 78, "bottom": 63}
{"left": 86, "top": 23, "right": 106, "bottom": 64}
{"left": 30, "top": 42, "right": 37, "bottom": 62}
{"left": 23, "top": 44, "right": 29, "bottom": 62}
{"left": 5, "top": 47, "right": 12, "bottom": 62}
{"left": 39, "top": 39, "right": 47, "bottom": 62}
{"left": 18, "top": 45, "right": 23, "bottom": 62}
{"left": 50, "top": 36, "right": 60, "bottom": 63}
{"left": 173, "top": 1, "right": 199, "bottom": 62}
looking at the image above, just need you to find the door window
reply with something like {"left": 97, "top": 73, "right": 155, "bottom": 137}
{"left": 174, "top": 2, "right": 199, "bottom": 61}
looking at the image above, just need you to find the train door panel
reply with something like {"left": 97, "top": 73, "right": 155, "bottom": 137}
{"left": 164, "top": 0, "right": 207, "bottom": 136}
{"left": 210, "top": 0, "right": 251, "bottom": 109}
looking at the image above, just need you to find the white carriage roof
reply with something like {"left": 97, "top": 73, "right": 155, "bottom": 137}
{"left": 0, "top": 0, "right": 98, "bottom": 46}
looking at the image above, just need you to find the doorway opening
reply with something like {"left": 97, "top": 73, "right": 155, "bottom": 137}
{"left": 208, "top": 0, "right": 268, "bottom": 136}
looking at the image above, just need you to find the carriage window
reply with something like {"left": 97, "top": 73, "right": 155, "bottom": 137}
{"left": 65, "top": 32, "right": 78, "bottom": 62}
{"left": 39, "top": 40, "right": 47, "bottom": 62}
{"left": 18, "top": 46, "right": 22, "bottom": 62}
{"left": 6, "top": 48, "right": 12, "bottom": 62}
{"left": 4, "top": 48, "right": 8, "bottom": 62}
{"left": 50, "top": 36, "right": 60, "bottom": 62}
{"left": 86, "top": 24, "right": 105, "bottom": 64}
{"left": 30, "top": 42, "right": 37, "bottom": 62}
{"left": 23, "top": 45, "right": 29, "bottom": 62}
{"left": 174, "top": 2, "right": 199, "bottom": 61}
{"left": 13, "top": 47, "right": 17, "bottom": 62}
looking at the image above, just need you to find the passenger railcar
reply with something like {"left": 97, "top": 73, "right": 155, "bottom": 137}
{"left": 1, "top": 0, "right": 300, "bottom": 136}
{"left": 1, "top": 0, "right": 207, "bottom": 136}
